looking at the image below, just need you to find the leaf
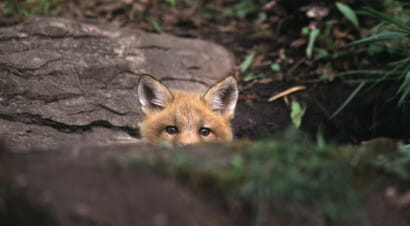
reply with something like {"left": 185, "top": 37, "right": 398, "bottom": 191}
{"left": 306, "top": 28, "right": 320, "bottom": 58}
{"left": 231, "top": 154, "right": 244, "bottom": 168}
{"left": 362, "top": 7, "right": 410, "bottom": 32}
{"left": 330, "top": 82, "right": 366, "bottom": 119}
{"left": 240, "top": 52, "right": 256, "bottom": 72}
{"left": 200, "top": 6, "right": 223, "bottom": 14}
{"left": 347, "top": 31, "right": 408, "bottom": 46}
{"left": 223, "top": 0, "right": 261, "bottom": 18}
{"left": 301, "top": 26, "right": 310, "bottom": 35}
{"left": 336, "top": 2, "right": 359, "bottom": 28}
{"left": 270, "top": 63, "right": 281, "bottom": 72}
{"left": 397, "top": 71, "right": 410, "bottom": 105}
{"left": 315, "top": 48, "right": 329, "bottom": 59}
{"left": 243, "top": 72, "right": 265, "bottom": 82}
{"left": 290, "top": 101, "right": 306, "bottom": 128}
{"left": 149, "top": 18, "right": 162, "bottom": 33}
{"left": 165, "top": 0, "right": 176, "bottom": 7}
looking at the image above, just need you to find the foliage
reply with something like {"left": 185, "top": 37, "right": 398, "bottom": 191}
{"left": 240, "top": 51, "right": 256, "bottom": 72}
{"left": 149, "top": 17, "right": 162, "bottom": 33}
{"left": 159, "top": 128, "right": 409, "bottom": 225}
{"left": 223, "top": 0, "right": 269, "bottom": 18}
{"left": 306, "top": 28, "right": 320, "bottom": 58}
{"left": 336, "top": 2, "right": 360, "bottom": 28}
{"left": 237, "top": 130, "right": 360, "bottom": 225}
{"left": 330, "top": 6, "right": 410, "bottom": 117}
{"left": 290, "top": 101, "right": 306, "bottom": 128}
{"left": 359, "top": 139, "right": 410, "bottom": 180}
{"left": 0, "top": 0, "right": 62, "bottom": 24}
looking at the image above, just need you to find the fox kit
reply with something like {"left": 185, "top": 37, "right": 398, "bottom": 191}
{"left": 137, "top": 75, "right": 238, "bottom": 145}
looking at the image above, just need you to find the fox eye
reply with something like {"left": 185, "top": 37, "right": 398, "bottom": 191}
{"left": 199, "top": 127, "right": 211, "bottom": 136}
{"left": 165, "top": 126, "right": 178, "bottom": 134}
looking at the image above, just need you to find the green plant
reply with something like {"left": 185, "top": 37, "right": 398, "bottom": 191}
{"left": 240, "top": 52, "right": 256, "bottom": 72}
{"left": 223, "top": 0, "right": 268, "bottom": 18}
{"left": 238, "top": 129, "right": 364, "bottom": 225}
{"left": 240, "top": 51, "right": 266, "bottom": 82}
{"left": 365, "top": 140, "right": 410, "bottom": 180}
{"left": 290, "top": 101, "right": 307, "bottom": 128}
{"left": 329, "top": 7, "right": 410, "bottom": 117}
{"left": 306, "top": 28, "right": 320, "bottom": 58}
{"left": 166, "top": 129, "right": 371, "bottom": 225}
{"left": 112, "top": 129, "right": 408, "bottom": 225}
{"left": 0, "top": 0, "right": 62, "bottom": 23}
{"left": 149, "top": 17, "right": 162, "bottom": 33}
{"left": 336, "top": 2, "right": 360, "bottom": 28}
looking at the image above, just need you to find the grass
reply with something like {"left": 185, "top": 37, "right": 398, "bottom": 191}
{"left": 330, "top": 5, "right": 410, "bottom": 117}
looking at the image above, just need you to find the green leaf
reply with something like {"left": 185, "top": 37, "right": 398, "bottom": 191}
{"left": 243, "top": 72, "right": 265, "bottom": 82}
{"left": 200, "top": 6, "right": 223, "bottom": 14}
{"left": 231, "top": 154, "right": 244, "bottom": 168}
{"left": 150, "top": 18, "right": 162, "bottom": 33}
{"left": 270, "top": 63, "right": 281, "bottom": 72}
{"left": 347, "top": 31, "right": 408, "bottom": 46}
{"left": 336, "top": 2, "right": 359, "bottom": 28}
{"left": 315, "top": 48, "right": 329, "bottom": 59}
{"left": 397, "top": 71, "right": 410, "bottom": 105}
{"left": 301, "top": 26, "right": 310, "bottom": 35}
{"left": 306, "top": 28, "right": 320, "bottom": 58}
{"left": 165, "top": 0, "right": 176, "bottom": 7}
{"left": 290, "top": 101, "right": 306, "bottom": 128}
{"left": 362, "top": 7, "right": 410, "bottom": 32}
{"left": 330, "top": 82, "right": 366, "bottom": 119}
{"left": 240, "top": 52, "right": 256, "bottom": 72}
{"left": 223, "top": 0, "right": 261, "bottom": 18}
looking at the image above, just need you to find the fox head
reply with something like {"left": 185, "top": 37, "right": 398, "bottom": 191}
{"left": 137, "top": 74, "right": 238, "bottom": 145}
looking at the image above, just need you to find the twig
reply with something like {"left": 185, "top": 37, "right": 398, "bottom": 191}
{"left": 268, "top": 86, "right": 306, "bottom": 102}
{"left": 72, "top": 68, "right": 83, "bottom": 91}
{"left": 287, "top": 57, "right": 305, "bottom": 76}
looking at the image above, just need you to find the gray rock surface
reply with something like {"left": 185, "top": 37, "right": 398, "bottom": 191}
{"left": 0, "top": 17, "right": 235, "bottom": 150}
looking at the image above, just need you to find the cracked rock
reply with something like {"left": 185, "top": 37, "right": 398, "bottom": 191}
{"left": 0, "top": 17, "right": 235, "bottom": 150}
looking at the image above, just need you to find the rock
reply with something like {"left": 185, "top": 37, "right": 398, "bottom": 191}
{"left": 0, "top": 143, "right": 244, "bottom": 226}
{"left": 0, "top": 17, "right": 235, "bottom": 150}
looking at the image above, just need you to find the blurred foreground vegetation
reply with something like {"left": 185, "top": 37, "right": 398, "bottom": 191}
{"left": 165, "top": 129, "right": 410, "bottom": 225}
{"left": 1, "top": 128, "right": 409, "bottom": 225}
{"left": 129, "top": 128, "right": 409, "bottom": 225}
{"left": 0, "top": 1, "right": 409, "bottom": 225}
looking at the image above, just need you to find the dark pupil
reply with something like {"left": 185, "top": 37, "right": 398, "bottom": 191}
{"left": 199, "top": 127, "right": 210, "bottom": 136}
{"left": 166, "top": 126, "right": 178, "bottom": 134}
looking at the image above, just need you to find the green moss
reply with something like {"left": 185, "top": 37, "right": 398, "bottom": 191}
{"left": 162, "top": 128, "right": 408, "bottom": 225}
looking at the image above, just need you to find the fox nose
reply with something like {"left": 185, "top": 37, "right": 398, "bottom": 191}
{"left": 176, "top": 133, "right": 199, "bottom": 146}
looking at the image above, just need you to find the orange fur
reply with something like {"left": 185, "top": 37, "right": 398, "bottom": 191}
{"left": 138, "top": 75, "right": 238, "bottom": 145}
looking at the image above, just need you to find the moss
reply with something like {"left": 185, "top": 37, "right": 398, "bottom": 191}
{"left": 161, "top": 128, "right": 409, "bottom": 225}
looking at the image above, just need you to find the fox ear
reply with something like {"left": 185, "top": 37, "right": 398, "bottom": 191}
{"left": 203, "top": 76, "right": 238, "bottom": 118}
{"left": 137, "top": 74, "right": 173, "bottom": 114}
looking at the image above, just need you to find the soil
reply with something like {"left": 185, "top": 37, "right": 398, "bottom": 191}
{"left": 1, "top": 0, "right": 409, "bottom": 226}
